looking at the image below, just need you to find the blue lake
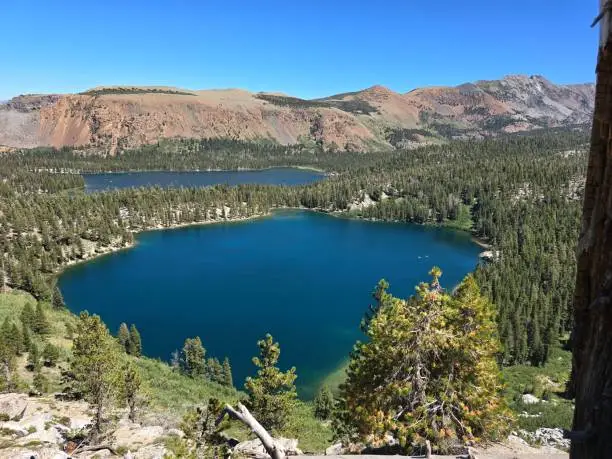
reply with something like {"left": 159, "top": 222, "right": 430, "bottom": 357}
{"left": 59, "top": 210, "right": 481, "bottom": 397}
{"left": 83, "top": 168, "right": 324, "bottom": 192}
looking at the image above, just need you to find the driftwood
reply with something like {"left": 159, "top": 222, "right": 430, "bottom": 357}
{"left": 220, "top": 403, "right": 285, "bottom": 459}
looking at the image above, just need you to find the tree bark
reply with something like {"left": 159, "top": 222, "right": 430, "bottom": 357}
{"left": 569, "top": 20, "right": 612, "bottom": 458}
{"left": 221, "top": 403, "right": 285, "bottom": 459}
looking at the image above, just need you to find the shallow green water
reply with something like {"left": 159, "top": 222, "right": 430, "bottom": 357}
{"left": 59, "top": 210, "right": 480, "bottom": 397}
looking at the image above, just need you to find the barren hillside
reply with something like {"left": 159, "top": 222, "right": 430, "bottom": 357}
{"left": 0, "top": 75, "right": 594, "bottom": 154}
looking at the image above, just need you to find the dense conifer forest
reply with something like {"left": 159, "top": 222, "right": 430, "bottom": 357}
{"left": 0, "top": 128, "right": 588, "bottom": 454}
{"left": 0, "top": 128, "right": 587, "bottom": 369}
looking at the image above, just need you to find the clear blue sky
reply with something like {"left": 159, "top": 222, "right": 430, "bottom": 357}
{"left": 1, "top": 0, "right": 598, "bottom": 100}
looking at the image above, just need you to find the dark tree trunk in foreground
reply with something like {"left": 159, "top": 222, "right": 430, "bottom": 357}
{"left": 570, "top": 8, "right": 612, "bottom": 457}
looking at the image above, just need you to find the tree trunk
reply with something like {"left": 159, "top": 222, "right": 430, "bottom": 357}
{"left": 221, "top": 403, "right": 285, "bottom": 459}
{"left": 569, "top": 8, "right": 612, "bottom": 456}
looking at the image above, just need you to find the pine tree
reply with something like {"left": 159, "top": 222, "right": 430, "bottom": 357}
{"left": 64, "top": 321, "right": 74, "bottom": 340}
{"left": 127, "top": 324, "right": 142, "bottom": 357}
{"left": 21, "top": 303, "right": 35, "bottom": 329}
{"left": 117, "top": 323, "right": 130, "bottom": 352}
{"left": 118, "top": 361, "right": 144, "bottom": 422}
{"left": 51, "top": 285, "right": 65, "bottom": 309}
{"left": 32, "top": 302, "right": 50, "bottom": 335}
{"left": 222, "top": 357, "right": 233, "bottom": 388}
{"left": 180, "top": 337, "right": 206, "bottom": 377}
{"left": 314, "top": 385, "right": 334, "bottom": 420}
{"left": 206, "top": 357, "right": 224, "bottom": 384}
{"left": 244, "top": 334, "right": 297, "bottom": 431}
{"left": 0, "top": 319, "right": 22, "bottom": 356}
{"left": 180, "top": 398, "right": 229, "bottom": 456}
{"left": 42, "top": 343, "right": 60, "bottom": 367}
{"left": 0, "top": 337, "right": 17, "bottom": 392}
{"left": 71, "top": 312, "right": 120, "bottom": 435}
{"left": 336, "top": 270, "right": 511, "bottom": 454}
{"left": 22, "top": 323, "right": 31, "bottom": 349}
{"left": 27, "top": 342, "right": 39, "bottom": 371}
{"left": 33, "top": 367, "right": 49, "bottom": 393}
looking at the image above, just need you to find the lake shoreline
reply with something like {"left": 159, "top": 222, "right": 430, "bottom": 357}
{"left": 41, "top": 165, "right": 330, "bottom": 177}
{"left": 56, "top": 212, "right": 272, "bottom": 274}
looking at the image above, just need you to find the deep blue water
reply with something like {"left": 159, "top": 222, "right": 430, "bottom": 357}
{"left": 59, "top": 210, "right": 480, "bottom": 397}
{"left": 83, "top": 168, "right": 324, "bottom": 192}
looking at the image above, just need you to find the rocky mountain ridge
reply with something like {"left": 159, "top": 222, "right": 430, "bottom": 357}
{"left": 0, "top": 75, "right": 594, "bottom": 154}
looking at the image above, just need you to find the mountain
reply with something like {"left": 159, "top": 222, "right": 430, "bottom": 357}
{"left": 0, "top": 75, "right": 594, "bottom": 154}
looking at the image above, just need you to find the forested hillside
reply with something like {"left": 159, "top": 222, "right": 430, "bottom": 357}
{"left": 0, "top": 128, "right": 587, "bottom": 368}
{"left": 0, "top": 127, "right": 588, "bottom": 456}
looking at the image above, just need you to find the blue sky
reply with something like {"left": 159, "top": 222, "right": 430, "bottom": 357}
{"left": 1, "top": 0, "right": 598, "bottom": 100}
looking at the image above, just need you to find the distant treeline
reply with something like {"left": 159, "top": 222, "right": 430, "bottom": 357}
{"left": 79, "top": 88, "right": 196, "bottom": 97}
{"left": 0, "top": 127, "right": 588, "bottom": 367}
{"left": 255, "top": 93, "right": 379, "bottom": 115}
{"left": 3, "top": 138, "right": 386, "bottom": 177}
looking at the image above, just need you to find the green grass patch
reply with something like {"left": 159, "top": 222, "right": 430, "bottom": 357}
{"left": 502, "top": 346, "right": 573, "bottom": 432}
{"left": 284, "top": 401, "right": 332, "bottom": 453}
{"left": 502, "top": 346, "right": 571, "bottom": 400}
{"left": 136, "top": 357, "right": 240, "bottom": 414}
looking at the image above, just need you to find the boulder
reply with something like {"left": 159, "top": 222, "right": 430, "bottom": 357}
{"left": 325, "top": 443, "right": 344, "bottom": 455}
{"left": 130, "top": 443, "right": 168, "bottom": 459}
{"left": 0, "top": 393, "right": 28, "bottom": 420}
{"left": 113, "top": 421, "right": 164, "bottom": 448}
{"left": 166, "top": 428, "right": 185, "bottom": 438}
{"left": 234, "top": 437, "right": 302, "bottom": 458}
{"left": 533, "top": 427, "right": 570, "bottom": 449}
{"left": 0, "top": 420, "right": 30, "bottom": 437}
{"left": 5, "top": 447, "right": 70, "bottom": 459}
{"left": 521, "top": 393, "right": 541, "bottom": 405}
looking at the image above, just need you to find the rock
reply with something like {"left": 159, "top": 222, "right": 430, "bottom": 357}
{"left": 348, "top": 193, "right": 375, "bottom": 211}
{"left": 0, "top": 420, "right": 30, "bottom": 437}
{"left": 131, "top": 443, "right": 168, "bottom": 459}
{"left": 533, "top": 427, "right": 570, "bottom": 449}
{"left": 382, "top": 433, "right": 398, "bottom": 447}
{"left": 507, "top": 433, "right": 530, "bottom": 446}
{"left": 80, "top": 449, "right": 114, "bottom": 458}
{"left": 0, "top": 393, "right": 28, "bottom": 420}
{"left": 113, "top": 422, "right": 164, "bottom": 448}
{"left": 521, "top": 393, "right": 541, "bottom": 405}
{"left": 325, "top": 443, "right": 344, "bottom": 455}
{"left": 516, "top": 427, "right": 570, "bottom": 450}
{"left": 479, "top": 250, "right": 500, "bottom": 262}
{"left": 5, "top": 447, "right": 70, "bottom": 458}
{"left": 234, "top": 437, "right": 302, "bottom": 458}
{"left": 20, "top": 413, "right": 63, "bottom": 445}
{"left": 166, "top": 428, "right": 185, "bottom": 438}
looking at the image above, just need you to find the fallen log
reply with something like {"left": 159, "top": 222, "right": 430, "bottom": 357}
{"left": 220, "top": 403, "right": 285, "bottom": 459}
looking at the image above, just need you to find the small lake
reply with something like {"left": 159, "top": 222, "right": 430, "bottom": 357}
{"left": 83, "top": 168, "right": 324, "bottom": 192}
{"left": 59, "top": 210, "right": 481, "bottom": 397}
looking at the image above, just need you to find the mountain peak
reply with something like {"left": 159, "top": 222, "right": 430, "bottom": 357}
{"left": 362, "top": 84, "right": 395, "bottom": 95}
{"left": 0, "top": 75, "right": 595, "bottom": 152}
